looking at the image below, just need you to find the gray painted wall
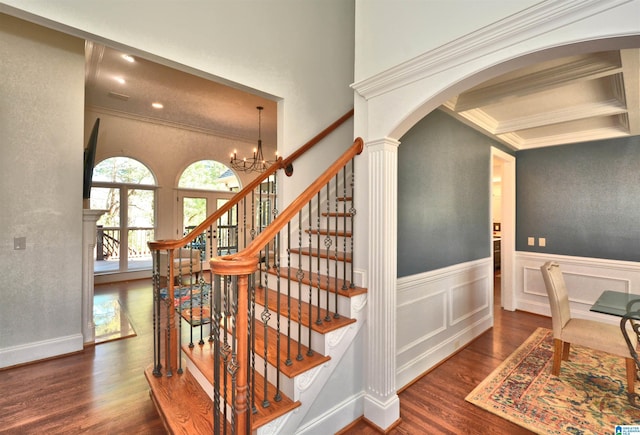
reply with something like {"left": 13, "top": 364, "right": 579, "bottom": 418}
{"left": 397, "top": 110, "right": 506, "bottom": 277}
{"left": 516, "top": 136, "right": 640, "bottom": 262}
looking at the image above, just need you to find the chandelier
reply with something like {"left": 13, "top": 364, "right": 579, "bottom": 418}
{"left": 230, "top": 106, "right": 277, "bottom": 173}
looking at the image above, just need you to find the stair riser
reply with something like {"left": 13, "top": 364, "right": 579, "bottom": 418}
{"left": 286, "top": 257, "right": 352, "bottom": 282}
{"left": 252, "top": 306, "right": 332, "bottom": 354}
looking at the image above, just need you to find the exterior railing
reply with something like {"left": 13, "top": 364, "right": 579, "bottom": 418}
{"left": 97, "top": 226, "right": 154, "bottom": 260}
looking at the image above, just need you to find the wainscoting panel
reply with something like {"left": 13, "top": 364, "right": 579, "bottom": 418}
{"left": 396, "top": 258, "right": 493, "bottom": 389}
{"left": 515, "top": 252, "right": 640, "bottom": 324}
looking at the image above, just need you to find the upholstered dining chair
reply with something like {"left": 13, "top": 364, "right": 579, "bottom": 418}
{"left": 540, "top": 261, "right": 636, "bottom": 394}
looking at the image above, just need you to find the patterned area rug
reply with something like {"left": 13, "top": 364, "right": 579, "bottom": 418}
{"left": 466, "top": 327, "right": 640, "bottom": 434}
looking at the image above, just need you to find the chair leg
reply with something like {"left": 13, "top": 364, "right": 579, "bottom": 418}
{"left": 626, "top": 357, "right": 636, "bottom": 395}
{"left": 562, "top": 341, "right": 571, "bottom": 361}
{"left": 552, "top": 338, "right": 564, "bottom": 375}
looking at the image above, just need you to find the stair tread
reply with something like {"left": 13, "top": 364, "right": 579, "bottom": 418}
{"left": 145, "top": 365, "right": 217, "bottom": 434}
{"left": 266, "top": 266, "right": 366, "bottom": 296}
{"left": 253, "top": 319, "right": 331, "bottom": 377}
{"left": 289, "top": 247, "right": 351, "bottom": 262}
{"left": 255, "top": 286, "right": 357, "bottom": 334}
{"left": 181, "top": 345, "right": 301, "bottom": 430}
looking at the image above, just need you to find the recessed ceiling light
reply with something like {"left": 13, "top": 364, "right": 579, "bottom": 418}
{"left": 114, "top": 77, "right": 125, "bottom": 84}
{"left": 152, "top": 102, "right": 164, "bottom": 109}
{"left": 122, "top": 54, "right": 135, "bottom": 63}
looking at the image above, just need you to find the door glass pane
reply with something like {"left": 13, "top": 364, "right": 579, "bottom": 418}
{"left": 91, "top": 186, "right": 121, "bottom": 273}
{"left": 183, "top": 197, "right": 207, "bottom": 254}
{"left": 217, "top": 199, "right": 238, "bottom": 255}
{"left": 128, "top": 189, "right": 154, "bottom": 270}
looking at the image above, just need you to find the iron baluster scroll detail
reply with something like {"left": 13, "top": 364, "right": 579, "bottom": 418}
{"left": 621, "top": 298, "right": 640, "bottom": 408}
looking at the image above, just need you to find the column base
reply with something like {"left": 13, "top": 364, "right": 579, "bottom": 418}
{"left": 363, "top": 394, "right": 400, "bottom": 432}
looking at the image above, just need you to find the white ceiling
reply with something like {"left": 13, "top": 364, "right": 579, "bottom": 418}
{"left": 84, "top": 42, "right": 278, "bottom": 148}
{"left": 85, "top": 43, "right": 639, "bottom": 153}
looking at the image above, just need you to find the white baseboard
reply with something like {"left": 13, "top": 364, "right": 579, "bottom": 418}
{"left": 0, "top": 334, "right": 83, "bottom": 369}
{"left": 295, "top": 392, "right": 365, "bottom": 435}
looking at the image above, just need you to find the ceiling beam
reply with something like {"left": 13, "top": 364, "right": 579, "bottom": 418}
{"left": 621, "top": 48, "right": 640, "bottom": 136}
{"left": 453, "top": 51, "right": 622, "bottom": 112}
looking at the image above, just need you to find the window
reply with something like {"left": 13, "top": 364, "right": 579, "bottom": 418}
{"left": 179, "top": 160, "right": 239, "bottom": 191}
{"left": 90, "top": 157, "right": 156, "bottom": 274}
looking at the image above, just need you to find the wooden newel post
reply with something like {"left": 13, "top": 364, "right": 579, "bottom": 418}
{"left": 211, "top": 255, "right": 258, "bottom": 434}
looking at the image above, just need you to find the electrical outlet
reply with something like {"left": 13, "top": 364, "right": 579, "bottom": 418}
{"left": 528, "top": 237, "right": 535, "bottom": 246}
{"left": 539, "top": 237, "right": 546, "bottom": 247}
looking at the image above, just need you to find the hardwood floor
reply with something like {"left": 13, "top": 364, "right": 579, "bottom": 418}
{"left": 0, "top": 274, "right": 550, "bottom": 434}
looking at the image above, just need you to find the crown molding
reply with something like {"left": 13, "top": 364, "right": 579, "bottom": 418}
{"left": 351, "top": 0, "right": 633, "bottom": 100}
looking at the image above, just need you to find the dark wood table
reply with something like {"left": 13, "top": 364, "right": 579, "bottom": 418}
{"left": 590, "top": 290, "right": 640, "bottom": 407}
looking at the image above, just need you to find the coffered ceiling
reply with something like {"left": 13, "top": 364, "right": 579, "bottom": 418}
{"left": 441, "top": 49, "right": 640, "bottom": 150}
{"left": 85, "top": 43, "right": 639, "bottom": 152}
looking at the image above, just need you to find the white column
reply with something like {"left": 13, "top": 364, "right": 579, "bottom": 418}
{"left": 363, "top": 137, "right": 400, "bottom": 430}
{"left": 82, "top": 209, "right": 106, "bottom": 345}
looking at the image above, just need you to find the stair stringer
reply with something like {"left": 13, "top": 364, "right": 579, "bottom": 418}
{"left": 256, "top": 292, "right": 367, "bottom": 435}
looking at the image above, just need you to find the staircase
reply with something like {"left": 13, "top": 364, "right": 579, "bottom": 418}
{"left": 146, "top": 136, "right": 366, "bottom": 434}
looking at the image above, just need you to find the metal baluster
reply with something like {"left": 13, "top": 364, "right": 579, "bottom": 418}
{"left": 324, "top": 182, "right": 332, "bottom": 321}
{"left": 261, "top": 238, "right": 271, "bottom": 408}
{"left": 152, "top": 249, "right": 162, "bottom": 376}
{"left": 194, "top": 242, "right": 204, "bottom": 347}
{"left": 315, "top": 192, "right": 322, "bottom": 326}
{"left": 213, "top": 273, "right": 222, "bottom": 434}
{"left": 296, "top": 211, "right": 304, "bottom": 361}
{"left": 274, "top": 228, "right": 282, "bottom": 403}
{"left": 250, "top": 272, "right": 257, "bottom": 415}
{"left": 342, "top": 167, "right": 348, "bottom": 290}
{"left": 165, "top": 248, "right": 175, "bottom": 378}
{"left": 285, "top": 222, "right": 292, "bottom": 366}
{"left": 221, "top": 276, "right": 231, "bottom": 429}
{"left": 307, "top": 201, "right": 314, "bottom": 356}
{"left": 242, "top": 196, "right": 247, "bottom": 251}
{"left": 350, "top": 158, "right": 356, "bottom": 289}
{"left": 334, "top": 174, "right": 340, "bottom": 319}
{"left": 229, "top": 275, "right": 239, "bottom": 435}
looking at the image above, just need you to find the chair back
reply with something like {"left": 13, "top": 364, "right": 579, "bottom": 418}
{"left": 540, "top": 261, "right": 572, "bottom": 338}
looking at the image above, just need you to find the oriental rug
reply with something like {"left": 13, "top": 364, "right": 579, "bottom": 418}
{"left": 466, "top": 327, "right": 640, "bottom": 434}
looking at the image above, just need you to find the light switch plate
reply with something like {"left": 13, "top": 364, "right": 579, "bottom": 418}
{"left": 527, "top": 237, "right": 535, "bottom": 246}
{"left": 14, "top": 236, "right": 26, "bottom": 250}
{"left": 539, "top": 237, "right": 546, "bottom": 247}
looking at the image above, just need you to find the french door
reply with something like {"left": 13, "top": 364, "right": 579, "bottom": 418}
{"left": 178, "top": 191, "right": 238, "bottom": 265}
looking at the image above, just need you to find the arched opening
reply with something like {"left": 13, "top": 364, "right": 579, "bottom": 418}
{"left": 90, "top": 156, "right": 157, "bottom": 274}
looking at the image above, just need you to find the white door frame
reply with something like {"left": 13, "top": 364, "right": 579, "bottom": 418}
{"left": 491, "top": 147, "right": 516, "bottom": 311}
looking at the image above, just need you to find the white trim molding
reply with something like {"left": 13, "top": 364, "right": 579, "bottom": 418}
{"left": 515, "top": 251, "right": 640, "bottom": 323}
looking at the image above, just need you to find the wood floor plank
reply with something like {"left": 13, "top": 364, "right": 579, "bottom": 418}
{"left": 0, "top": 275, "right": 547, "bottom": 434}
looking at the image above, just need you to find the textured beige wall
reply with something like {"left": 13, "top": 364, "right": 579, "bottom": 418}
{"left": 0, "top": 13, "right": 85, "bottom": 367}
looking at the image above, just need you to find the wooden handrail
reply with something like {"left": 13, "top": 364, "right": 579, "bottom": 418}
{"left": 213, "top": 137, "right": 364, "bottom": 269}
{"left": 149, "top": 109, "right": 354, "bottom": 252}
{"left": 149, "top": 159, "right": 281, "bottom": 251}
{"left": 279, "top": 109, "right": 354, "bottom": 175}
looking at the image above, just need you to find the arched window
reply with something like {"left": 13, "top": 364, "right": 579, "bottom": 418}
{"left": 179, "top": 160, "right": 239, "bottom": 191}
{"left": 90, "top": 157, "right": 156, "bottom": 274}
